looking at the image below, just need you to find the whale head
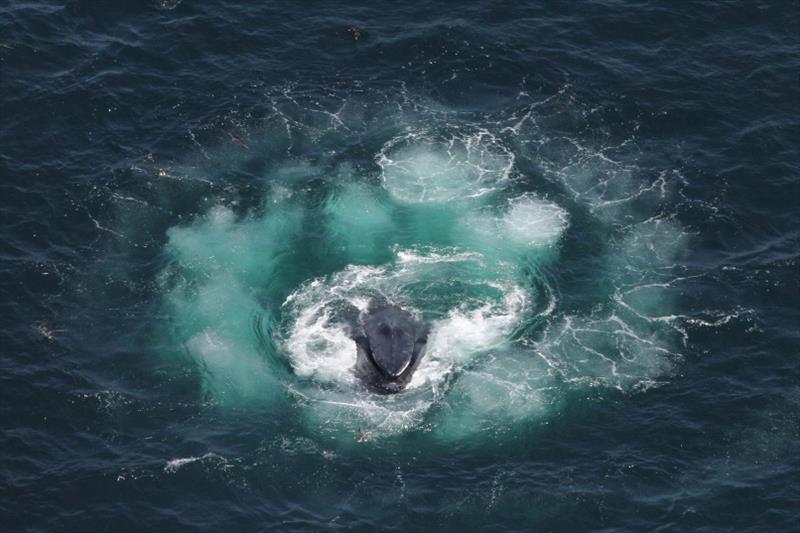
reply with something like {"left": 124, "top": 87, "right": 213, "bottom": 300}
{"left": 352, "top": 301, "right": 428, "bottom": 393}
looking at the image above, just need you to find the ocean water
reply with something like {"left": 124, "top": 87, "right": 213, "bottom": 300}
{"left": 1, "top": 1, "right": 798, "bottom": 530}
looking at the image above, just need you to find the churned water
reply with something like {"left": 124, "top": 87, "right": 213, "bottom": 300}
{"left": 1, "top": 1, "right": 798, "bottom": 531}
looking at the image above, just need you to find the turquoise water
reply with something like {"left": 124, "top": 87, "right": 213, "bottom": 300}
{"left": 155, "top": 98, "right": 682, "bottom": 444}
{"left": 2, "top": 1, "right": 798, "bottom": 530}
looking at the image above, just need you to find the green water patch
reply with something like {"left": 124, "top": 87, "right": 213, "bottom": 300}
{"left": 324, "top": 182, "right": 396, "bottom": 265}
{"left": 158, "top": 195, "right": 305, "bottom": 404}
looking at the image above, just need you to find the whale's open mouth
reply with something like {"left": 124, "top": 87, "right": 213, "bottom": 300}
{"left": 352, "top": 301, "right": 428, "bottom": 393}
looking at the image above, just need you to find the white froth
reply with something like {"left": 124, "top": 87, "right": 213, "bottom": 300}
{"left": 395, "top": 248, "right": 485, "bottom": 266}
{"left": 279, "top": 248, "right": 531, "bottom": 436}
{"left": 377, "top": 131, "right": 513, "bottom": 204}
{"left": 409, "top": 285, "right": 526, "bottom": 388}
{"left": 457, "top": 194, "right": 569, "bottom": 258}
{"left": 164, "top": 453, "right": 227, "bottom": 474}
{"left": 283, "top": 302, "right": 357, "bottom": 385}
{"left": 502, "top": 194, "right": 569, "bottom": 247}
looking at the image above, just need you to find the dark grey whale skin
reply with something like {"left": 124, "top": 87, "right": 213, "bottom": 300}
{"left": 347, "top": 300, "right": 428, "bottom": 393}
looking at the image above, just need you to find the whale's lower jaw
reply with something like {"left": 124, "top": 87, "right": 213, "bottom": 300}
{"left": 354, "top": 343, "right": 423, "bottom": 394}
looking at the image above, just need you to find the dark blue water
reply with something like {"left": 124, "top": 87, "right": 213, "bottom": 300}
{"left": 2, "top": 1, "right": 799, "bottom": 531}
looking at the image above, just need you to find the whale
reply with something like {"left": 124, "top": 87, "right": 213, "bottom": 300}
{"left": 347, "top": 300, "right": 428, "bottom": 393}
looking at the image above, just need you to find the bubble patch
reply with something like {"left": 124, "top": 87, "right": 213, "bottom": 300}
{"left": 378, "top": 129, "right": 514, "bottom": 204}
{"left": 150, "top": 87, "right": 688, "bottom": 441}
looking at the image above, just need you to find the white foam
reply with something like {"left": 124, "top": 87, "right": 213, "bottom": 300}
{"left": 164, "top": 453, "right": 226, "bottom": 474}
{"left": 395, "top": 248, "right": 485, "bottom": 266}
{"left": 282, "top": 301, "right": 359, "bottom": 385}
{"left": 278, "top": 248, "right": 531, "bottom": 436}
{"left": 377, "top": 130, "right": 514, "bottom": 204}
{"left": 502, "top": 194, "right": 569, "bottom": 247}
{"left": 456, "top": 194, "right": 569, "bottom": 259}
{"left": 164, "top": 456, "right": 201, "bottom": 473}
{"left": 413, "top": 285, "right": 527, "bottom": 387}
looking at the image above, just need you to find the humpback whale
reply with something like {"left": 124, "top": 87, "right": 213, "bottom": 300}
{"left": 349, "top": 300, "right": 428, "bottom": 393}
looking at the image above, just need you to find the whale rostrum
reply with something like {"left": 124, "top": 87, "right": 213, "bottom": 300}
{"left": 349, "top": 300, "right": 428, "bottom": 393}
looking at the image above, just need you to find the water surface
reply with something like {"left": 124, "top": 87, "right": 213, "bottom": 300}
{"left": 1, "top": 1, "right": 798, "bottom": 530}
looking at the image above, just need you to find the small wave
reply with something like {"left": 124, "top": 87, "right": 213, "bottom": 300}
{"left": 164, "top": 452, "right": 227, "bottom": 474}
